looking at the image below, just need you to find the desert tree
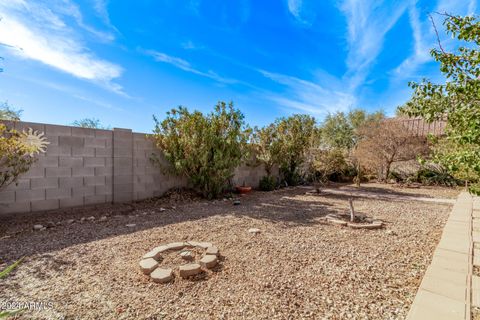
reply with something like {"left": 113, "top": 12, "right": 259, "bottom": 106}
{"left": 354, "top": 120, "right": 429, "bottom": 181}
{"left": 400, "top": 13, "right": 480, "bottom": 194}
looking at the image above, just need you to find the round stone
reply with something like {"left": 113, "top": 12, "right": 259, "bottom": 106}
{"left": 150, "top": 268, "right": 173, "bottom": 283}
{"left": 143, "top": 245, "right": 169, "bottom": 259}
{"left": 139, "top": 258, "right": 158, "bottom": 275}
{"left": 179, "top": 263, "right": 202, "bottom": 278}
{"left": 205, "top": 246, "right": 219, "bottom": 256}
{"left": 200, "top": 254, "right": 217, "bottom": 269}
{"left": 248, "top": 228, "right": 261, "bottom": 234}
{"left": 33, "top": 224, "right": 44, "bottom": 231}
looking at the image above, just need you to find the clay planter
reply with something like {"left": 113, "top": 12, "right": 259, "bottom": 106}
{"left": 236, "top": 186, "right": 252, "bottom": 194}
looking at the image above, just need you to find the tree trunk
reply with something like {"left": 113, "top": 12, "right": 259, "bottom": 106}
{"left": 348, "top": 197, "right": 355, "bottom": 222}
{"left": 384, "top": 161, "right": 393, "bottom": 182}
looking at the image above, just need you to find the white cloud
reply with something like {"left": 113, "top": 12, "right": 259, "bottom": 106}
{"left": 340, "top": 0, "right": 411, "bottom": 89}
{"left": 91, "top": 0, "right": 119, "bottom": 34}
{"left": 392, "top": 5, "right": 432, "bottom": 77}
{"left": 0, "top": 0, "right": 123, "bottom": 93}
{"left": 287, "top": 0, "right": 316, "bottom": 26}
{"left": 259, "top": 70, "right": 355, "bottom": 116}
{"left": 145, "top": 50, "right": 239, "bottom": 85}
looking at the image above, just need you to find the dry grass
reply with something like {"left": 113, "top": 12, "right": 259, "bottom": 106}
{"left": 0, "top": 184, "right": 456, "bottom": 319}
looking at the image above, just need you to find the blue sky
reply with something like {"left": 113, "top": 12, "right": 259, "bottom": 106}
{"left": 0, "top": 0, "right": 478, "bottom": 132}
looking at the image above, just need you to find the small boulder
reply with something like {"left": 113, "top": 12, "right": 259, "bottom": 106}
{"left": 99, "top": 216, "right": 107, "bottom": 222}
{"left": 66, "top": 219, "right": 75, "bottom": 224}
{"left": 125, "top": 223, "right": 136, "bottom": 228}
{"left": 139, "top": 258, "right": 158, "bottom": 275}
{"left": 179, "top": 263, "right": 202, "bottom": 278}
{"left": 86, "top": 216, "right": 95, "bottom": 221}
{"left": 150, "top": 268, "right": 173, "bottom": 283}
{"left": 200, "top": 255, "right": 217, "bottom": 269}
{"left": 159, "top": 208, "right": 166, "bottom": 212}
{"left": 33, "top": 224, "right": 44, "bottom": 231}
{"left": 248, "top": 228, "right": 261, "bottom": 234}
{"left": 233, "top": 200, "right": 241, "bottom": 206}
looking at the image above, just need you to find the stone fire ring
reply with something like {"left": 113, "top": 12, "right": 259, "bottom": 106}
{"left": 139, "top": 241, "right": 220, "bottom": 284}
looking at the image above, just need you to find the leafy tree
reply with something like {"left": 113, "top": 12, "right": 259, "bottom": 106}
{"left": 0, "top": 102, "right": 22, "bottom": 121}
{"left": 354, "top": 120, "right": 429, "bottom": 181}
{"left": 152, "top": 101, "right": 250, "bottom": 199}
{"left": 274, "top": 114, "right": 317, "bottom": 186}
{"left": 400, "top": 14, "right": 480, "bottom": 194}
{"left": 307, "top": 148, "right": 348, "bottom": 192}
{"left": 71, "top": 118, "right": 110, "bottom": 129}
{"left": 319, "top": 109, "right": 384, "bottom": 150}
{"left": 251, "top": 124, "right": 279, "bottom": 177}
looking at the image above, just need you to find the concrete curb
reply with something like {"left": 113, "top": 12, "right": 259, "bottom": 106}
{"left": 407, "top": 191, "right": 473, "bottom": 320}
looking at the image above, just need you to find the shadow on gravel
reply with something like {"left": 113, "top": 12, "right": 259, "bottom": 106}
{"left": 0, "top": 184, "right": 447, "bottom": 264}
{"left": 0, "top": 187, "right": 341, "bottom": 263}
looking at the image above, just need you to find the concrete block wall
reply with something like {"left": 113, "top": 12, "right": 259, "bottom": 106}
{"left": 0, "top": 121, "right": 115, "bottom": 215}
{"left": 0, "top": 121, "right": 268, "bottom": 215}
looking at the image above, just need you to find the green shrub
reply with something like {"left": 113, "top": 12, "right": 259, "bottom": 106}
{"left": 259, "top": 175, "right": 276, "bottom": 191}
{"left": 388, "top": 171, "right": 404, "bottom": 182}
{"left": 152, "top": 102, "right": 250, "bottom": 199}
{"left": 415, "top": 168, "right": 461, "bottom": 187}
{"left": 274, "top": 114, "right": 316, "bottom": 186}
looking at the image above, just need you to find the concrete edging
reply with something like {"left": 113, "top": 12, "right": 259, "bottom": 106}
{"left": 407, "top": 191, "right": 474, "bottom": 320}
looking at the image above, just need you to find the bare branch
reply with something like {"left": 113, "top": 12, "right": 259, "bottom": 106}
{"left": 429, "top": 13, "right": 446, "bottom": 54}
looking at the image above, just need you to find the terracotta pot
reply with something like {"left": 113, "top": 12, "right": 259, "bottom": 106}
{"left": 236, "top": 186, "right": 252, "bottom": 194}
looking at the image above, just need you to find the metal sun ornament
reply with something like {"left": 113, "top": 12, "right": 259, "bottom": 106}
{"left": 20, "top": 128, "right": 50, "bottom": 155}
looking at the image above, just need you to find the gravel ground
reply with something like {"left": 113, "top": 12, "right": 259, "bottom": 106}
{"left": 0, "top": 184, "right": 456, "bottom": 319}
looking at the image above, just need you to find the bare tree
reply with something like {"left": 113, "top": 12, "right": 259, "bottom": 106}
{"left": 354, "top": 120, "right": 429, "bottom": 181}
